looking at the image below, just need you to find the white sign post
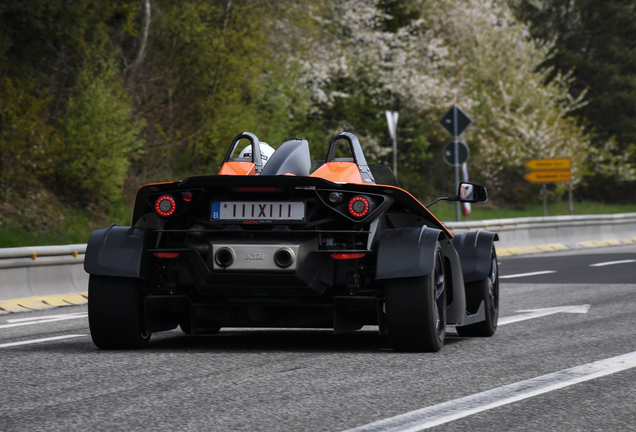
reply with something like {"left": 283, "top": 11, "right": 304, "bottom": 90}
{"left": 385, "top": 111, "right": 399, "bottom": 177}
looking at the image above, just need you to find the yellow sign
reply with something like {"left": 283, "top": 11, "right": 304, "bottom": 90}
{"left": 524, "top": 158, "right": 571, "bottom": 170}
{"left": 524, "top": 170, "right": 572, "bottom": 183}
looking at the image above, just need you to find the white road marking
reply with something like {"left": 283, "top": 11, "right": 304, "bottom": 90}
{"left": 589, "top": 259, "right": 636, "bottom": 267}
{"left": 342, "top": 350, "right": 636, "bottom": 432}
{"left": 0, "top": 312, "right": 88, "bottom": 329}
{"left": 6, "top": 312, "right": 87, "bottom": 323}
{"left": 498, "top": 304, "right": 590, "bottom": 326}
{"left": 499, "top": 270, "right": 556, "bottom": 279}
{"left": 0, "top": 334, "right": 86, "bottom": 348}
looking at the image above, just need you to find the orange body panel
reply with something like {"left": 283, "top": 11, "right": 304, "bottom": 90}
{"left": 218, "top": 161, "right": 256, "bottom": 176}
{"left": 310, "top": 162, "right": 362, "bottom": 184}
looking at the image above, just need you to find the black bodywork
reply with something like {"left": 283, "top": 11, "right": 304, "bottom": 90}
{"left": 85, "top": 132, "right": 498, "bottom": 349}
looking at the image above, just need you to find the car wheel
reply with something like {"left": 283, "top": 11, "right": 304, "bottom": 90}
{"left": 88, "top": 275, "right": 151, "bottom": 349}
{"left": 385, "top": 244, "right": 446, "bottom": 352}
{"left": 456, "top": 246, "right": 499, "bottom": 337}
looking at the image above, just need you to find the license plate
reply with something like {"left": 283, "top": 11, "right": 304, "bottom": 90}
{"left": 211, "top": 201, "right": 306, "bottom": 221}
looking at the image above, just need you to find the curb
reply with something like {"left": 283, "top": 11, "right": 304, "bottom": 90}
{"left": 497, "top": 237, "right": 636, "bottom": 257}
{"left": 0, "top": 292, "right": 88, "bottom": 315}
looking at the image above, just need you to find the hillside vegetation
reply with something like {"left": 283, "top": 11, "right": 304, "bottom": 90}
{"left": 1, "top": 0, "right": 634, "bottom": 245}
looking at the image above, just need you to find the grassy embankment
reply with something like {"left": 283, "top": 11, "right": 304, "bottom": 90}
{"left": 0, "top": 201, "right": 131, "bottom": 248}
{"left": 1, "top": 200, "right": 636, "bottom": 248}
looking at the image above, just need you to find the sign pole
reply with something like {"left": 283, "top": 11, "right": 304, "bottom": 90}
{"left": 568, "top": 181, "right": 574, "bottom": 215}
{"left": 438, "top": 104, "right": 472, "bottom": 222}
{"left": 542, "top": 183, "right": 547, "bottom": 217}
{"left": 453, "top": 107, "right": 460, "bottom": 222}
{"left": 393, "top": 134, "right": 398, "bottom": 178}
{"left": 385, "top": 111, "right": 399, "bottom": 177}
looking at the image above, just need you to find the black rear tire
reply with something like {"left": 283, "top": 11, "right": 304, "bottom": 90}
{"left": 385, "top": 245, "right": 446, "bottom": 352}
{"left": 88, "top": 275, "right": 151, "bottom": 349}
{"left": 456, "top": 246, "right": 499, "bottom": 337}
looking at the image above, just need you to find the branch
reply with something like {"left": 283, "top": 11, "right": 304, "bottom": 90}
{"left": 131, "top": 0, "right": 151, "bottom": 72}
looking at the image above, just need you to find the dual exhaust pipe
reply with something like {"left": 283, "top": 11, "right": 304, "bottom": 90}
{"left": 214, "top": 246, "right": 295, "bottom": 269}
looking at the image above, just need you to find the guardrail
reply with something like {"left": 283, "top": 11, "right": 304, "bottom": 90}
{"left": 1, "top": 213, "right": 635, "bottom": 303}
{"left": 0, "top": 244, "right": 86, "bottom": 269}
{"left": 0, "top": 244, "right": 88, "bottom": 301}
{"left": 445, "top": 213, "right": 636, "bottom": 251}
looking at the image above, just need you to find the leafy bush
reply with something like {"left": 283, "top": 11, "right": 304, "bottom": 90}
{"left": 0, "top": 78, "right": 61, "bottom": 193}
{"left": 57, "top": 52, "right": 144, "bottom": 205}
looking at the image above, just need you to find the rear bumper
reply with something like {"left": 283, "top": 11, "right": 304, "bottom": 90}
{"left": 161, "top": 247, "right": 336, "bottom": 296}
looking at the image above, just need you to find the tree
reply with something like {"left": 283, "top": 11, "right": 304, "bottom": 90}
{"left": 0, "top": 78, "right": 61, "bottom": 194}
{"left": 125, "top": 0, "right": 324, "bottom": 182}
{"left": 57, "top": 52, "right": 144, "bottom": 205}
{"left": 429, "top": 0, "right": 595, "bottom": 202}
{"left": 0, "top": 0, "right": 139, "bottom": 121}
{"left": 512, "top": 0, "right": 636, "bottom": 149}
{"left": 293, "top": 0, "right": 455, "bottom": 197}
{"left": 296, "top": 0, "right": 600, "bottom": 205}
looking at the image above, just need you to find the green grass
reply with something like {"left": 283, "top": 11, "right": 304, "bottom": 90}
{"left": 431, "top": 200, "right": 636, "bottom": 222}
{"left": 0, "top": 201, "right": 132, "bottom": 248}
{"left": 0, "top": 226, "right": 90, "bottom": 248}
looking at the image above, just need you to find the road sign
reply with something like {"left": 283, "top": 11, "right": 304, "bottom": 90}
{"left": 385, "top": 111, "right": 398, "bottom": 141}
{"left": 439, "top": 104, "right": 472, "bottom": 137}
{"left": 443, "top": 141, "right": 470, "bottom": 166}
{"left": 524, "top": 158, "right": 571, "bottom": 171}
{"left": 439, "top": 105, "right": 472, "bottom": 222}
{"left": 385, "top": 111, "right": 399, "bottom": 176}
{"left": 524, "top": 170, "right": 572, "bottom": 183}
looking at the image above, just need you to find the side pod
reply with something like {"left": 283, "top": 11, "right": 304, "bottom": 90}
{"left": 451, "top": 230, "right": 499, "bottom": 283}
{"left": 84, "top": 225, "right": 153, "bottom": 280}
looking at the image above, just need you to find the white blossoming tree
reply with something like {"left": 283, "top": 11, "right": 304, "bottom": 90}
{"left": 293, "top": 0, "right": 629, "bottom": 205}
{"left": 431, "top": 1, "right": 587, "bottom": 187}
{"left": 297, "top": 0, "right": 455, "bottom": 163}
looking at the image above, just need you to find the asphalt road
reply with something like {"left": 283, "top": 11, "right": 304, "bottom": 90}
{"left": 2, "top": 245, "right": 636, "bottom": 431}
{"left": 499, "top": 244, "right": 636, "bottom": 284}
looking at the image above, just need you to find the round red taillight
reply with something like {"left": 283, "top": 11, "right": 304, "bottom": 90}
{"left": 348, "top": 196, "right": 370, "bottom": 218}
{"left": 155, "top": 195, "right": 176, "bottom": 217}
{"left": 182, "top": 191, "right": 193, "bottom": 202}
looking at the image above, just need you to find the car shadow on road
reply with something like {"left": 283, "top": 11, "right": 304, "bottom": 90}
{"left": 6, "top": 328, "right": 465, "bottom": 354}
{"left": 142, "top": 327, "right": 466, "bottom": 354}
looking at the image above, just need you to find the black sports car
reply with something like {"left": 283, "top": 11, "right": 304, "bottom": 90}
{"left": 85, "top": 132, "right": 499, "bottom": 352}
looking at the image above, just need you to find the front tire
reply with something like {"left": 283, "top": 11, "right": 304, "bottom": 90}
{"left": 385, "top": 245, "right": 446, "bottom": 352}
{"left": 456, "top": 246, "right": 499, "bottom": 337}
{"left": 88, "top": 275, "right": 151, "bottom": 349}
